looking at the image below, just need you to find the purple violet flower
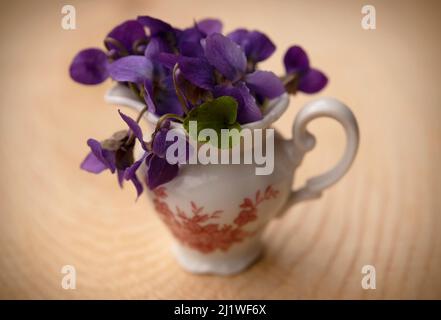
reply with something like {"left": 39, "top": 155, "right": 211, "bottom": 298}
{"left": 69, "top": 48, "right": 109, "bottom": 85}
{"left": 177, "top": 33, "right": 285, "bottom": 124}
{"left": 80, "top": 138, "right": 116, "bottom": 174}
{"left": 142, "top": 39, "right": 183, "bottom": 116}
{"left": 80, "top": 111, "right": 147, "bottom": 197}
{"left": 144, "top": 120, "right": 180, "bottom": 190}
{"left": 227, "top": 29, "right": 276, "bottom": 65}
{"left": 122, "top": 118, "right": 182, "bottom": 190}
{"left": 69, "top": 20, "right": 147, "bottom": 85}
{"left": 283, "top": 45, "right": 328, "bottom": 94}
{"left": 146, "top": 153, "right": 179, "bottom": 190}
{"left": 137, "top": 16, "right": 222, "bottom": 58}
{"left": 121, "top": 115, "right": 183, "bottom": 191}
{"left": 107, "top": 55, "right": 154, "bottom": 84}
{"left": 73, "top": 16, "right": 331, "bottom": 196}
{"left": 105, "top": 20, "right": 148, "bottom": 57}
{"left": 107, "top": 52, "right": 182, "bottom": 116}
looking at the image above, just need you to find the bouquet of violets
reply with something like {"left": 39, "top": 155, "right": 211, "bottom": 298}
{"left": 70, "top": 16, "right": 328, "bottom": 198}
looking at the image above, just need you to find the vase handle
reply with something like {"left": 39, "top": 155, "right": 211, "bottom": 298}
{"left": 283, "top": 97, "right": 359, "bottom": 210}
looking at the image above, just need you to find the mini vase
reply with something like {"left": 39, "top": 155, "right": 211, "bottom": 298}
{"left": 106, "top": 84, "right": 359, "bottom": 275}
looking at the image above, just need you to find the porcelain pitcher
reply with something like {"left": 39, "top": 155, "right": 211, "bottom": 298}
{"left": 105, "top": 84, "right": 359, "bottom": 275}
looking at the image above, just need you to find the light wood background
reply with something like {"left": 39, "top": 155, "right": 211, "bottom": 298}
{"left": 0, "top": 0, "right": 440, "bottom": 299}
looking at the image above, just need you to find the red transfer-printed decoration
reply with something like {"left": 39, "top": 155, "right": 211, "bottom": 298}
{"left": 152, "top": 185, "right": 279, "bottom": 253}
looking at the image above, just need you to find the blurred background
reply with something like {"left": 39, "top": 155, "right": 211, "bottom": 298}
{"left": 0, "top": 0, "right": 440, "bottom": 299}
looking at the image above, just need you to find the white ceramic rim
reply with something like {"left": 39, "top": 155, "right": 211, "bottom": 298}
{"left": 104, "top": 83, "right": 290, "bottom": 130}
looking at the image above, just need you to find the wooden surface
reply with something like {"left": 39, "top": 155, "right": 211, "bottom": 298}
{"left": 0, "top": 0, "right": 440, "bottom": 299}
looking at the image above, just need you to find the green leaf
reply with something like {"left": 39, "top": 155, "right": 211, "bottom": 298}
{"left": 183, "top": 96, "right": 242, "bottom": 149}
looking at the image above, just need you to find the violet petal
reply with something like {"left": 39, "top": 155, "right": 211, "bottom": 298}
{"left": 146, "top": 155, "right": 179, "bottom": 190}
{"left": 137, "top": 16, "right": 173, "bottom": 36}
{"left": 197, "top": 19, "right": 223, "bottom": 35}
{"left": 152, "top": 122, "right": 173, "bottom": 158}
{"left": 118, "top": 110, "right": 146, "bottom": 149}
{"left": 244, "top": 31, "right": 275, "bottom": 62}
{"left": 157, "top": 52, "right": 179, "bottom": 69}
{"left": 124, "top": 154, "right": 147, "bottom": 180}
{"left": 154, "top": 76, "right": 184, "bottom": 116}
{"left": 144, "top": 76, "right": 183, "bottom": 116}
{"left": 214, "top": 82, "right": 262, "bottom": 124}
{"left": 179, "top": 40, "right": 205, "bottom": 58}
{"left": 87, "top": 139, "right": 116, "bottom": 173}
{"left": 130, "top": 175, "right": 144, "bottom": 198}
{"left": 283, "top": 45, "right": 310, "bottom": 74}
{"left": 69, "top": 48, "right": 109, "bottom": 85}
{"left": 178, "top": 27, "right": 204, "bottom": 45}
{"left": 227, "top": 28, "right": 249, "bottom": 45}
{"left": 108, "top": 56, "right": 153, "bottom": 84}
{"left": 156, "top": 93, "right": 183, "bottom": 116}
{"left": 245, "top": 70, "right": 285, "bottom": 99}
{"left": 143, "top": 79, "right": 156, "bottom": 113}
{"left": 106, "top": 20, "right": 147, "bottom": 53}
{"left": 298, "top": 68, "right": 328, "bottom": 94}
{"left": 144, "top": 37, "right": 171, "bottom": 60}
{"left": 178, "top": 56, "right": 215, "bottom": 90}
{"left": 80, "top": 152, "right": 108, "bottom": 173}
{"left": 205, "top": 33, "right": 247, "bottom": 82}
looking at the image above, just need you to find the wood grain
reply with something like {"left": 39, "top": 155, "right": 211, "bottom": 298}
{"left": 0, "top": 0, "right": 440, "bottom": 299}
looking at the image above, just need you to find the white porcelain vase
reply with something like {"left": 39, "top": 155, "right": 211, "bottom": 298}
{"left": 105, "top": 84, "right": 359, "bottom": 275}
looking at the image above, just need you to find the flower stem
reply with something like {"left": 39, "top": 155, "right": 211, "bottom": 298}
{"left": 150, "top": 113, "right": 184, "bottom": 144}
{"left": 136, "top": 106, "right": 148, "bottom": 123}
{"left": 132, "top": 38, "right": 149, "bottom": 55}
{"left": 172, "top": 63, "right": 189, "bottom": 115}
{"left": 155, "top": 113, "right": 184, "bottom": 131}
{"left": 281, "top": 73, "right": 299, "bottom": 95}
{"left": 128, "top": 82, "right": 143, "bottom": 101}
{"left": 104, "top": 37, "right": 129, "bottom": 57}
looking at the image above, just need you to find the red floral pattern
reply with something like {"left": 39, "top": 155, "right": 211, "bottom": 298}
{"left": 152, "top": 185, "right": 279, "bottom": 253}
